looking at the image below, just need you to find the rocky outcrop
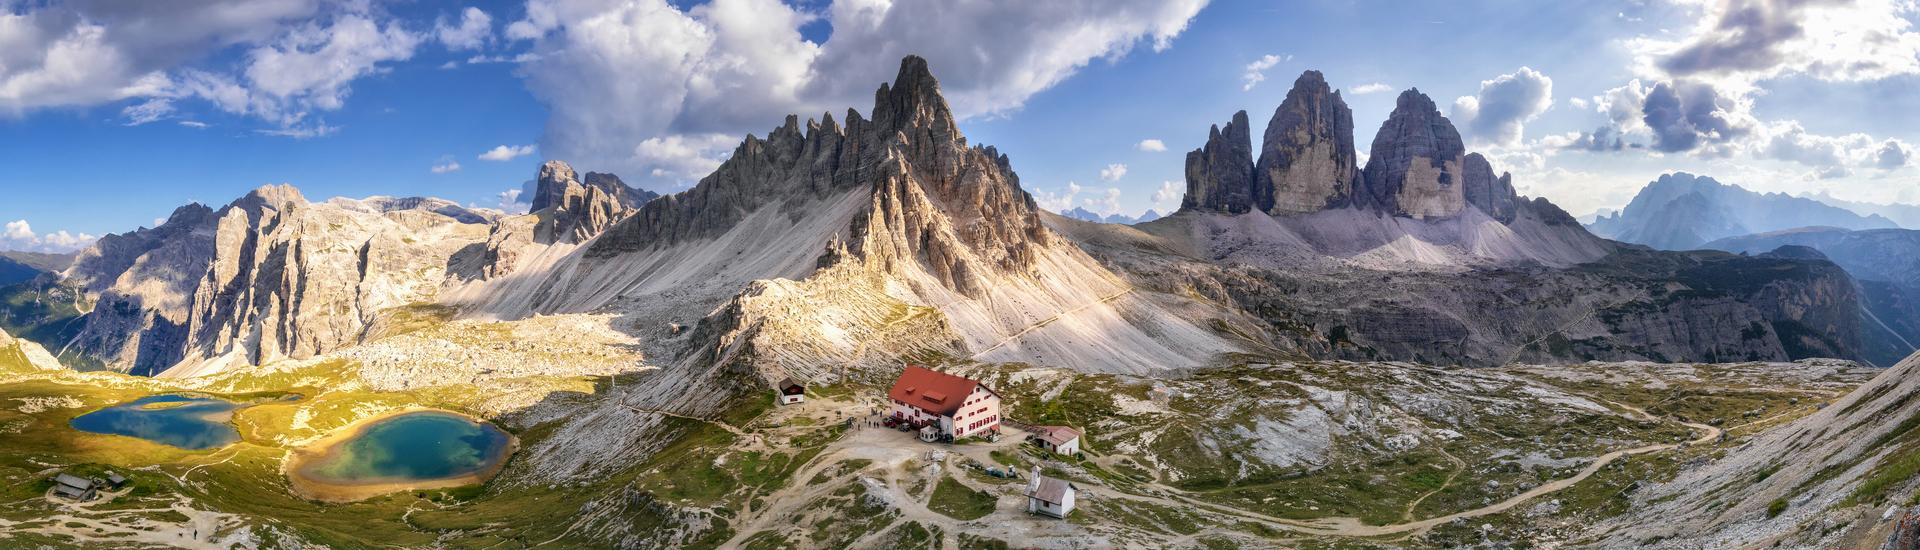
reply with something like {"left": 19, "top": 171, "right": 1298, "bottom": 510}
{"left": 531, "top": 161, "right": 651, "bottom": 245}
{"left": 1175, "top": 74, "right": 1556, "bottom": 227}
{"left": 1358, "top": 89, "right": 1467, "bottom": 219}
{"left": 58, "top": 185, "right": 490, "bottom": 376}
{"left": 1461, "top": 153, "right": 1519, "bottom": 223}
{"left": 584, "top": 56, "right": 1050, "bottom": 297}
{"left": 1181, "top": 111, "right": 1257, "bottom": 214}
{"left": 1254, "top": 71, "right": 1358, "bottom": 214}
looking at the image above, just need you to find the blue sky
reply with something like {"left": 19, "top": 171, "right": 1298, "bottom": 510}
{"left": 3, "top": 0, "right": 1917, "bottom": 252}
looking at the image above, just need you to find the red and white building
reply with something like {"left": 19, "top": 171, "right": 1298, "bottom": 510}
{"left": 886, "top": 365, "right": 1001, "bottom": 440}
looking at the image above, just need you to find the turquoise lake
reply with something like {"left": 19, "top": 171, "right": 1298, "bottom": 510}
{"left": 69, "top": 394, "right": 241, "bottom": 450}
{"left": 296, "top": 411, "right": 512, "bottom": 483}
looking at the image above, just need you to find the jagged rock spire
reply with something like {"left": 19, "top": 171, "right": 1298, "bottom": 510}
{"left": 531, "top": 160, "right": 640, "bottom": 244}
{"left": 1255, "top": 70, "right": 1358, "bottom": 214}
{"left": 1358, "top": 89, "right": 1468, "bottom": 219}
{"left": 1182, "top": 110, "right": 1256, "bottom": 214}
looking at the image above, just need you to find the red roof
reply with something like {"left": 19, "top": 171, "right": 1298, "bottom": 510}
{"left": 888, "top": 365, "right": 990, "bottom": 417}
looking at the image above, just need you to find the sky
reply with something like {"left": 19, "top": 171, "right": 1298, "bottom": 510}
{"left": 2, "top": 0, "right": 1917, "bottom": 252}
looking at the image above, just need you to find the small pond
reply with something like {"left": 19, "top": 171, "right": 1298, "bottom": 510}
{"left": 290, "top": 411, "right": 513, "bottom": 498}
{"left": 69, "top": 394, "right": 241, "bottom": 450}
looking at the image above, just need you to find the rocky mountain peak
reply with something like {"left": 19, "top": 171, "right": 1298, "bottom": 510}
{"left": 1254, "top": 70, "right": 1358, "bottom": 214}
{"left": 1358, "top": 88, "right": 1468, "bottom": 219}
{"left": 531, "top": 160, "right": 638, "bottom": 244}
{"left": 1181, "top": 110, "right": 1256, "bottom": 213}
{"left": 871, "top": 55, "right": 957, "bottom": 144}
{"left": 1461, "top": 153, "right": 1519, "bottom": 223}
{"left": 230, "top": 184, "right": 309, "bottom": 215}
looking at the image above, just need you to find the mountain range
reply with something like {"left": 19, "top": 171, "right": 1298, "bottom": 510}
{"left": 1586, "top": 172, "right": 1898, "bottom": 250}
{"left": 5, "top": 55, "right": 1920, "bottom": 549}
{"left": 1, "top": 62, "right": 1872, "bottom": 379}
{"left": 1060, "top": 207, "right": 1162, "bottom": 225}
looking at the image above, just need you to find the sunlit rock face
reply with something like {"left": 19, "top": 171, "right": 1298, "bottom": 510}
{"left": 1255, "top": 70, "right": 1359, "bottom": 214}
{"left": 1359, "top": 89, "right": 1467, "bottom": 220}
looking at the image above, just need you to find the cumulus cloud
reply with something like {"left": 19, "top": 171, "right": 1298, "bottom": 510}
{"left": 1241, "top": 54, "right": 1286, "bottom": 91}
{"left": 1450, "top": 67, "right": 1553, "bottom": 146}
{"left": 1640, "top": 0, "right": 1920, "bottom": 87}
{"left": 1135, "top": 139, "right": 1166, "bottom": 152}
{"left": 0, "top": 220, "right": 96, "bottom": 253}
{"left": 1084, "top": 187, "right": 1123, "bottom": 216}
{"left": 635, "top": 133, "right": 737, "bottom": 181}
{"left": 1099, "top": 163, "right": 1128, "bottom": 182}
{"left": 510, "top": 0, "right": 1208, "bottom": 187}
{"left": 496, "top": 188, "right": 530, "bottom": 214}
{"left": 1640, "top": 80, "right": 1750, "bottom": 154}
{"left": 1035, "top": 181, "right": 1084, "bottom": 212}
{"left": 1547, "top": 126, "right": 1632, "bottom": 152}
{"left": 0, "top": 0, "right": 318, "bottom": 115}
{"left": 1878, "top": 140, "right": 1911, "bottom": 170}
{"left": 1349, "top": 82, "right": 1393, "bottom": 95}
{"left": 0, "top": 2, "right": 431, "bottom": 136}
{"left": 434, "top": 7, "right": 491, "bottom": 51}
{"left": 431, "top": 159, "right": 461, "bottom": 174}
{"left": 1152, "top": 180, "right": 1180, "bottom": 206}
{"left": 479, "top": 144, "right": 535, "bottom": 161}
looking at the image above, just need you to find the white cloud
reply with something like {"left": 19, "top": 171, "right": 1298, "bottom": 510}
{"left": 1241, "top": 54, "right": 1285, "bottom": 91}
{"left": 1756, "top": 120, "right": 1904, "bottom": 177}
{"left": 1035, "top": 181, "right": 1084, "bottom": 212}
{"left": 1349, "top": 82, "right": 1393, "bottom": 95}
{"left": 3, "top": 220, "right": 30, "bottom": 241}
{"left": 121, "top": 98, "right": 173, "bottom": 125}
{"left": 1450, "top": 67, "right": 1553, "bottom": 146}
{"left": 177, "top": 120, "right": 208, "bottom": 129}
{"left": 0, "top": 2, "right": 424, "bottom": 135}
{"left": 1632, "top": 0, "right": 1920, "bottom": 90}
{"left": 434, "top": 7, "right": 492, "bottom": 51}
{"left": 1152, "top": 180, "right": 1180, "bottom": 206}
{"left": 230, "top": 13, "right": 420, "bottom": 127}
{"left": 635, "top": 133, "right": 736, "bottom": 181}
{"left": 496, "top": 188, "right": 530, "bottom": 214}
{"left": 1878, "top": 140, "right": 1911, "bottom": 170}
{"left": 0, "top": 220, "right": 95, "bottom": 253}
{"left": 1567, "top": 97, "right": 1589, "bottom": 110}
{"left": 1135, "top": 139, "right": 1166, "bottom": 152}
{"left": 511, "top": 0, "right": 1209, "bottom": 187}
{"left": 1084, "top": 187, "right": 1123, "bottom": 215}
{"left": 478, "top": 144, "right": 536, "bottom": 161}
{"left": 1099, "top": 163, "right": 1128, "bottom": 182}
{"left": 0, "top": 1, "right": 318, "bottom": 115}
{"left": 431, "top": 159, "right": 461, "bottom": 174}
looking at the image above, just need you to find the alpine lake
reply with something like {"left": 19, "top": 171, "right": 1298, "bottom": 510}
{"left": 285, "top": 410, "right": 516, "bottom": 502}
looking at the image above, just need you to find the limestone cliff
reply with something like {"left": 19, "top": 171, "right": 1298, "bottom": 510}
{"left": 1358, "top": 89, "right": 1467, "bottom": 219}
{"left": 1254, "top": 71, "right": 1358, "bottom": 214}
{"left": 59, "top": 186, "right": 491, "bottom": 376}
{"left": 1181, "top": 110, "right": 1257, "bottom": 214}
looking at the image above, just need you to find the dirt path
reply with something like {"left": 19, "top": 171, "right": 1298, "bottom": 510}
{"left": 614, "top": 402, "right": 746, "bottom": 437}
{"left": 1075, "top": 398, "right": 1727, "bottom": 539}
{"left": 713, "top": 380, "right": 1726, "bottom": 545}
{"left": 1402, "top": 441, "right": 1467, "bottom": 522}
{"left": 969, "top": 288, "right": 1134, "bottom": 359}
{"left": 3, "top": 492, "right": 243, "bottom": 549}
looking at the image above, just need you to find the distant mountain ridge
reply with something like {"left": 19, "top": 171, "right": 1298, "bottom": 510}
{"left": 1587, "top": 172, "right": 1896, "bottom": 250}
{"left": 1705, "top": 226, "right": 1920, "bottom": 366}
{"left": 1803, "top": 190, "right": 1920, "bottom": 229}
{"left": 1060, "top": 207, "right": 1161, "bottom": 225}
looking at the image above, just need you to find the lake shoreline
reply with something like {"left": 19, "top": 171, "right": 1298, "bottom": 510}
{"left": 282, "top": 407, "right": 518, "bottom": 503}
